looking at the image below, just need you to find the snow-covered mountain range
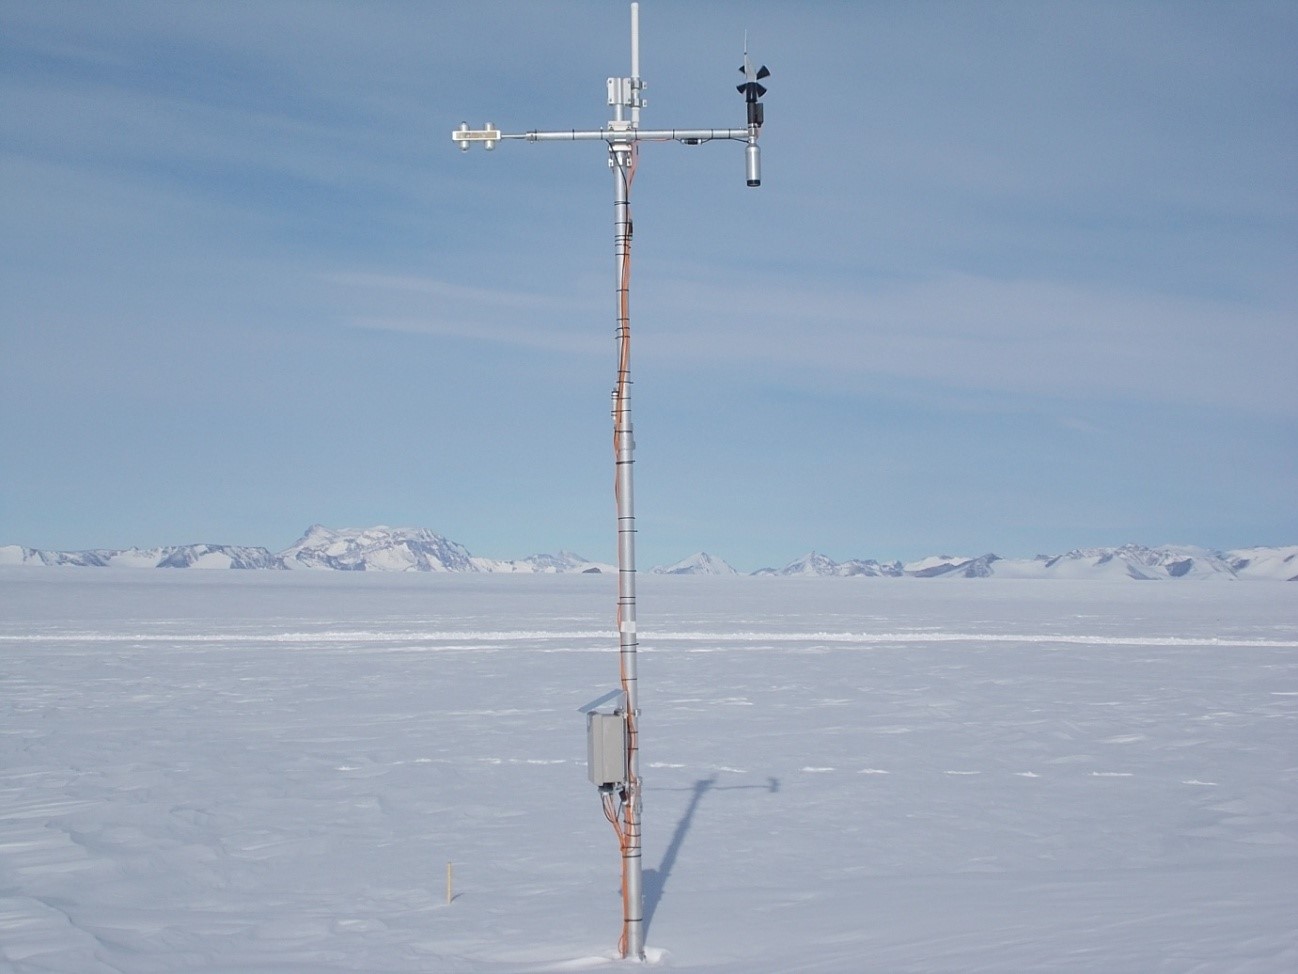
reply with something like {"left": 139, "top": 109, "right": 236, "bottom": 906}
{"left": 752, "top": 545, "right": 1297, "bottom": 581}
{"left": 651, "top": 552, "right": 739, "bottom": 576}
{"left": 1, "top": 526, "right": 1294, "bottom": 580}
{"left": 0, "top": 542, "right": 284, "bottom": 571}
{"left": 0, "top": 525, "right": 615, "bottom": 575}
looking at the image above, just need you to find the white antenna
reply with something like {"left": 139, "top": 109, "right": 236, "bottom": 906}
{"left": 451, "top": 2, "right": 766, "bottom": 961}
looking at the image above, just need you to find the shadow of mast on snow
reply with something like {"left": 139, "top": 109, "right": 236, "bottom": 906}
{"left": 642, "top": 774, "right": 779, "bottom": 937}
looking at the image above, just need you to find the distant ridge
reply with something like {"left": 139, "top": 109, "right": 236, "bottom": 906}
{"left": 280, "top": 524, "right": 477, "bottom": 572}
{"left": 652, "top": 552, "right": 739, "bottom": 576}
{"left": 1, "top": 528, "right": 1293, "bottom": 580}
{"left": 751, "top": 545, "right": 1297, "bottom": 581}
{"left": 752, "top": 551, "right": 901, "bottom": 578}
{"left": 0, "top": 542, "right": 282, "bottom": 570}
{"left": 0, "top": 525, "right": 618, "bottom": 575}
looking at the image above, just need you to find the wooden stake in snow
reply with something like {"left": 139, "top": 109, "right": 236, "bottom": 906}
{"left": 446, "top": 861, "right": 453, "bottom": 905}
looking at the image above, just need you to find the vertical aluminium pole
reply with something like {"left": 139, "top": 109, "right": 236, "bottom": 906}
{"left": 451, "top": 2, "right": 765, "bottom": 961}
{"left": 611, "top": 52, "right": 642, "bottom": 954}
{"left": 610, "top": 10, "right": 643, "bottom": 957}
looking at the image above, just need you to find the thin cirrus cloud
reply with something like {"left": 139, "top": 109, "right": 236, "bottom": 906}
{"left": 337, "top": 274, "right": 605, "bottom": 357}
{"left": 635, "top": 273, "right": 1298, "bottom": 415}
{"left": 342, "top": 269, "right": 1297, "bottom": 417}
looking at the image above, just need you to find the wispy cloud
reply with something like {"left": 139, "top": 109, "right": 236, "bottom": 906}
{"left": 331, "top": 273, "right": 605, "bottom": 356}
{"left": 634, "top": 270, "right": 1298, "bottom": 416}
{"left": 324, "top": 266, "right": 1297, "bottom": 417}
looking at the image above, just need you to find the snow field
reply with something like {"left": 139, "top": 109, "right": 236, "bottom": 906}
{"left": 1, "top": 570, "right": 1295, "bottom": 972}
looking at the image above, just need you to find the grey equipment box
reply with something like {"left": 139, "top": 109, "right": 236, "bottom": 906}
{"left": 587, "top": 712, "right": 627, "bottom": 786}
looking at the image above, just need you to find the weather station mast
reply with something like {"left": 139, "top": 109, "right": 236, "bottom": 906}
{"left": 451, "top": 3, "right": 767, "bottom": 961}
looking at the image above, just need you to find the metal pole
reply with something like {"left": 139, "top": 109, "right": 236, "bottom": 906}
{"left": 630, "top": 1, "right": 642, "bottom": 128}
{"left": 450, "top": 3, "right": 764, "bottom": 961}
{"left": 611, "top": 129, "right": 643, "bottom": 960}
{"left": 616, "top": 9, "right": 643, "bottom": 956}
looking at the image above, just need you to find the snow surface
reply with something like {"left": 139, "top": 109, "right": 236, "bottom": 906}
{"left": 1, "top": 568, "right": 1296, "bottom": 972}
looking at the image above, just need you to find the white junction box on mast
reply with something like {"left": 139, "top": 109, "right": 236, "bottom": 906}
{"left": 587, "top": 712, "right": 628, "bottom": 787}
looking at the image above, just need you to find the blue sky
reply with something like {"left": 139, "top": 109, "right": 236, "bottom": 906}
{"left": 2, "top": 1, "right": 1295, "bottom": 571}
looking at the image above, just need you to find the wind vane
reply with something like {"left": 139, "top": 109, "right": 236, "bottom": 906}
{"left": 451, "top": 2, "right": 766, "bottom": 961}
